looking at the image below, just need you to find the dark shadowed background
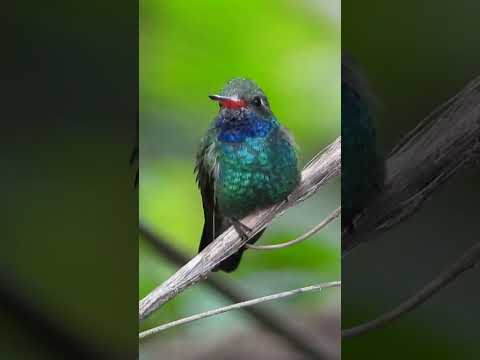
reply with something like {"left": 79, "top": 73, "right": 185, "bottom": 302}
{"left": 342, "top": 1, "right": 480, "bottom": 358}
{"left": 2, "top": 1, "right": 138, "bottom": 358}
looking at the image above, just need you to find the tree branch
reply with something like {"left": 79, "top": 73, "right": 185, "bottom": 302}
{"left": 139, "top": 224, "right": 339, "bottom": 360}
{"left": 140, "top": 281, "right": 340, "bottom": 339}
{"left": 343, "top": 76, "right": 480, "bottom": 255}
{"left": 342, "top": 241, "right": 480, "bottom": 338}
{"left": 139, "top": 137, "right": 340, "bottom": 320}
{"left": 247, "top": 207, "right": 340, "bottom": 250}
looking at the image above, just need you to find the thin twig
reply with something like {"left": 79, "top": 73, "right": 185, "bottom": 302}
{"left": 343, "top": 75, "right": 480, "bottom": 255}
{"left": 139, "top": 224, "right": 339, "bottom": 359}
{"left": 342, "top": 241, "right": 480, "bottom": 338}
{"left": 247, "top": 207, "right": 341, "bottom": 250}
{"left": 140, "top": 281, "right": 340, "bottom": 339}
{"left": 139, "top": 137, "right": 340, "bottom": 320}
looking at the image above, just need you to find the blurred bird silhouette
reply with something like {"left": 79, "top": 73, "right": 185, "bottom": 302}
{"left": 342, "top": 54, "right": 384, "bottom": 233}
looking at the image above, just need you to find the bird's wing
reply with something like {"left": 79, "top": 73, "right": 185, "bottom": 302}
{"left": 195, "top": 130, "right": 226, "bottom": 252}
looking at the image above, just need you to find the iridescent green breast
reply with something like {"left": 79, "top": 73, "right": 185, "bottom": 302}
{"left": 216, "top": 128, "right": 299, "bottom": 218}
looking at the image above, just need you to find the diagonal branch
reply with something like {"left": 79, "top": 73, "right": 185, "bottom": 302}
{"left": 139, "top": 224, "right": 339, "bottom": 360}
{"left": 140, "top": 281, "right": 340, "bottom": 338}
{"left": 139, "top": 137, "right": 341, "bottom": 320}
{"left": 343, "top": 76, "right": 480, "bottom": 255}
{"left": 342, "top": 241, "right": 480, "bottom": 338}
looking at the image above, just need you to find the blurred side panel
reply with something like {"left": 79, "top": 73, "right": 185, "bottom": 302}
{"left": 1, "top": 1, "right": 138, "bottom": 358}
{"left": 342, "top": 1, "right": 480, "bottom": 359}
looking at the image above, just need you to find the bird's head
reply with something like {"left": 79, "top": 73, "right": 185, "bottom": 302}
{"left": 210, "top": 78, "right": 276, "bottom": 142}
{"left": 209, "top": 78, "right": 272, "bottom": 115}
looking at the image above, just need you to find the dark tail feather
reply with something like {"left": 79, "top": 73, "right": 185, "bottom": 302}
{"left": 198, "top": 215, "right": 227, "bottom": 253}
{"left": 216, "top": 229, "right": 265, "bottom": 273}
{"left": 199, "top": 216, "right": 266, "bottom": 272}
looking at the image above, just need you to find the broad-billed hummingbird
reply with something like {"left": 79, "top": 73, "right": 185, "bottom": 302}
{"left": 195, "top": 78, "right": 300, "bottom": 272}
{"left": 342, "top": 55, "right": 384, "bottom": 232}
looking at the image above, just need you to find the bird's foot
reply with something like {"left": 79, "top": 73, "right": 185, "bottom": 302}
{"left": 228, "top": 218, "right": 252, "bottom": 241}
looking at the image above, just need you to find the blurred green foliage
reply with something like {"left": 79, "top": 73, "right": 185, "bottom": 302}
{"left": 2, "top": 6, "right": 138, "bottom": 356}
{"left": 139, "top": 0, "right": 340, "bottom": 350}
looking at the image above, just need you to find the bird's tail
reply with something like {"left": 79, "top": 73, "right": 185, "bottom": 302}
{"left": 199, "top": 222, "right": 265, "bottom": 272}
{"left": 215, "top": 229, "right": 265, "bottom": 272}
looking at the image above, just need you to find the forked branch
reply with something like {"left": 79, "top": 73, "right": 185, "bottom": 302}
{"left": 342, "top": 75, "right": 480, "bottom": 339}
{"left": 343, "top": 76, "right": 480, "bottom": 255}
{"left": 139, "top": 137, "right": 341, "bottom": 320}
{"left": 140, "top": 225, "right": 339, "bottom": 359}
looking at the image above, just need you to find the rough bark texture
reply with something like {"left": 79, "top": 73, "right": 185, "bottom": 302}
{"left": 343, "top": 76, "right": 480, "bottom": 254}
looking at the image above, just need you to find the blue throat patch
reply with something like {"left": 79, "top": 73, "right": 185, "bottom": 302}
{"left": 216, "top": 112, "right": 275, "bottom": 143}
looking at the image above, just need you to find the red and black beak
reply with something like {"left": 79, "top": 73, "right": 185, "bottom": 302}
{"left": 209, "top": 94, "right": 247, "bottom": 109}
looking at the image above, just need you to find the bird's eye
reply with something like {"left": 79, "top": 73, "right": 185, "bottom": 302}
{"left": 252, "top": 96, "right": 262, "bottom": 107}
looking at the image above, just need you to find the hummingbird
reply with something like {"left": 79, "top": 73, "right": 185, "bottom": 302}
{"left": 195, "top": 78, "right": 300, "bottom": 272}
{"left": 341, "top": 55, "right": 384, "bottom": 233}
